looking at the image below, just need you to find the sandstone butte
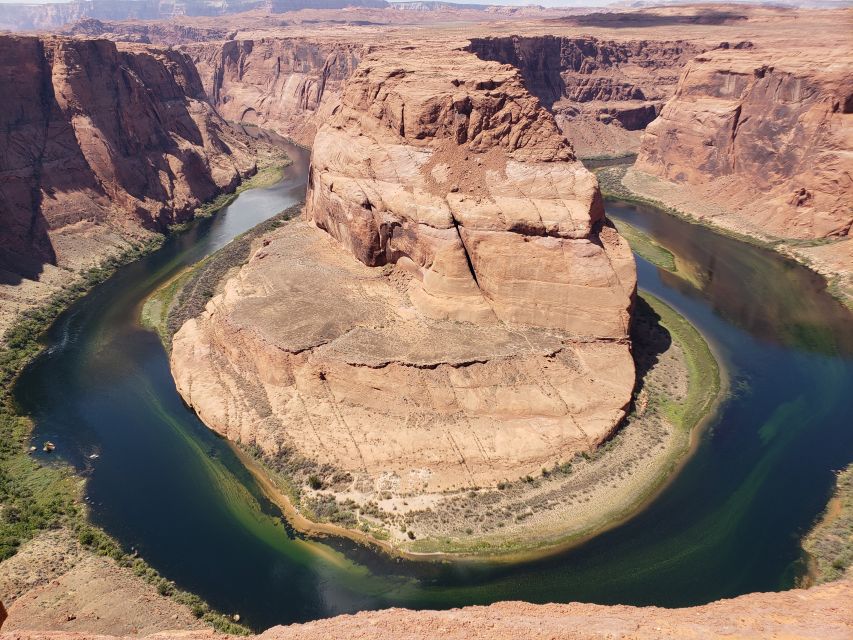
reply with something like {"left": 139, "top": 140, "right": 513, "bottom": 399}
{"left": 1, "top": 577, "right": 852, "bottom": 639}
{"left": 170, "top": 46, "right": 637, "bottom": 509}
{"left": 0, "top": 34, "right": 259, "bottom": 337}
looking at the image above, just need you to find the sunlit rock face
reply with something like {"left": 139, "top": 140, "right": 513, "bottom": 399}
{"left": 172, "top": 45, "right": 636, "bottom": 500}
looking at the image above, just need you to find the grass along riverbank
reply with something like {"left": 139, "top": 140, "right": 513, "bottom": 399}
{"left": 0, "top": 169, "right": 294, "bottom": 631}
{"left": 596, "top": 164, "right": 853, "bottom": 310}
{"left": 803, "top": 463, "right": 853, "bottom": 584}
{"left": 141, "top": 204, "right": 303, "bottom": 345}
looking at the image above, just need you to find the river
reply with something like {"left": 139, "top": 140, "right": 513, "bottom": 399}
{"left": 16, "top": 143, "right": 853, "bottom": 630}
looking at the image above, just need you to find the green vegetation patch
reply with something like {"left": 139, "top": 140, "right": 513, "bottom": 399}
{"left": 641, "top": 292, "right": 721, "bottom": 433}
{"left": 613, "top": 219, "right": 677, "bottom": 272}
{"left": 803, "top": 463, "right": 853, "bottom": 584}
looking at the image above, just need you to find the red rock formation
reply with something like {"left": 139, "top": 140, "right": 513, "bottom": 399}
{"left": 467, "top": 36, "right": 703, "bottom": 156}
{"left": 306, "top": 46, "right": 635, "bottom": 336}
{"left": 635, "top": 45, "right": 853, "bottom": 241}
{"left": 185, "top": 39, "right": 363, "bottom": 146}
{"left": 170, "top": 46, "right": 636, "bottom": 542}
{"left": 0, "top": 35, "right": 255, "bottom": 281}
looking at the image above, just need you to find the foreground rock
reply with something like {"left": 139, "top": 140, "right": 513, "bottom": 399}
{"left": 3, "top": 579, "right": 852, "bottom": 639}
{"left": 0, "top": 530, "right": 205, "bottom": 635}
{"left": 0, "top": 35, "right": 258, "bottom": 338}
{"left": 171, "top": 46, "right": 636, "bottom": 548}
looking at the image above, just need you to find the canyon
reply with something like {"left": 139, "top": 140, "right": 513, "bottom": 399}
{"left": 0, "top": 3, "right": 851, "bottom": 638}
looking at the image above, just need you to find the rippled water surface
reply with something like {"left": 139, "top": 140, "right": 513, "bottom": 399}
{"left": 16, "top": 149, "right": 853, "bottom": 630}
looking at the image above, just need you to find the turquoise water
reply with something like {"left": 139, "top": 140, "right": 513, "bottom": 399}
{"left": 16, "top": 149, "right": 853, "bottom": 629}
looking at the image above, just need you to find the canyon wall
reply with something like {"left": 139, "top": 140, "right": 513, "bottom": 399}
{"left": 0, "top": 35, "right": 256, "bottom": 335}
{"left": 635, "top": 46, "right": 853, "bottom": 242}
{"left": 171, "top": 46, "right": 636, "bottom": 543}
{"left": 185, "top": 39, "right": 364, "bottom": 145}
{"left": 467, "top": 36, "right": 703, "bottom": 157}
{"left": 183, "top": 34, "right": 701, "bottom": 157}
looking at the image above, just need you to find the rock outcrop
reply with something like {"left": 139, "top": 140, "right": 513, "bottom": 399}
{"left": 0, "top": 35, "right": 256, "bottom": 334}
{"left": 305, "top": 47, "right": 635, "bottom": 335}
{"left": 4, "top": 579, "right": 852, "bottom": 639}
{"left": 171, "top": 46, "right": 635, "bottom": 541}
{"left": 467, "top": 36, "right": 703, "bottom": 157}
{"left": 186, "top": 39, "right": 363, "bottom": 146}
{"left": 634, "top": 45, "right": 853, "bottom": 242}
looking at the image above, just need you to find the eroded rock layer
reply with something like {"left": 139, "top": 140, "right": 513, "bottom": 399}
{"left": 467, "top": 36, "right": 703, "bottom": 157}
{"left": 172, "top": 47, "right": 636, "bottom": 499}
{"left": 0, "top": 35, "right": 256, "bottom": 282}
{"left": 635, "top": 45, "right": 853, "bottom": 242}
{"left": 186, "top": 39, "right": 364, "bottom": 145}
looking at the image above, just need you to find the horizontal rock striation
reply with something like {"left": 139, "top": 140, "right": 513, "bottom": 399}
{"left": 635, "top": 46, "right": 853, "bottom": 242}
{"left": 0, "top": 35, "right": 255, "bottom": 283}
{"left": 467, "top": 36, "right": 703, "bottom": 156}
{"left": 305, "top": 47, "right": 635, "bottom": 336}
{"left": 185, "top": 39, "right": 364, "bottom": 145}
{"left": 172, "top": 47, "right": 636, "bottom": 527}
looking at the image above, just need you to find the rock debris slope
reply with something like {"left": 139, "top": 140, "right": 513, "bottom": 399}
{"left": 171, "top": 47, "right": 636, "bottom": 503}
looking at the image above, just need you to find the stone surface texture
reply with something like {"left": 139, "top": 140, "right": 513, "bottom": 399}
{"left": 3, "top": 578, "right": 852, "bottom": 639}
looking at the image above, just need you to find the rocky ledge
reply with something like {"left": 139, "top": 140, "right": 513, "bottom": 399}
{"left": 3, "top": 579, "right": 852, "bottom": 639}
{"left": 170, "top": 45, "right": 636, "bottom": 548}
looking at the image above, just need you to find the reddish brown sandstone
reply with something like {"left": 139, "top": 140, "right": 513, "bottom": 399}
{"left": 0, "top": 35, "right": 258, "bottom": 337}
{"left": 170, "top": 46, "right": 636, "bottom": 547}
{"left": 3, "top": 579, "right": 852, "bottom": 639}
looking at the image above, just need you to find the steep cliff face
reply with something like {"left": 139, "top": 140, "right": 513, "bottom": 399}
{"left": 306, "top": 47, "right": 635, "bottom": 335}
{"left": 171, "top": 47, "right": 636, "bottom": 540}
{"left": 635, "top": 47, "right": 853, "bottom": 242}
{"left": 0, "top": 35, "right": 254, "bottom": 321}
{"left": 467, "top": 36, "right": 702, "bottom": 157}
{"left": 185, "top": 39, "right": 363, "bottom": 145}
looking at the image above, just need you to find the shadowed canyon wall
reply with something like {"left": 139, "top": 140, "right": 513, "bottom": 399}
{"left": 467, "top": 36, "right": 703, "bottom": 157}
{"left": 0, "top": 35, "right": 257, "bottom": 338}
{"left": 0, "top": 35, "right": 255, "bottom": 281}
